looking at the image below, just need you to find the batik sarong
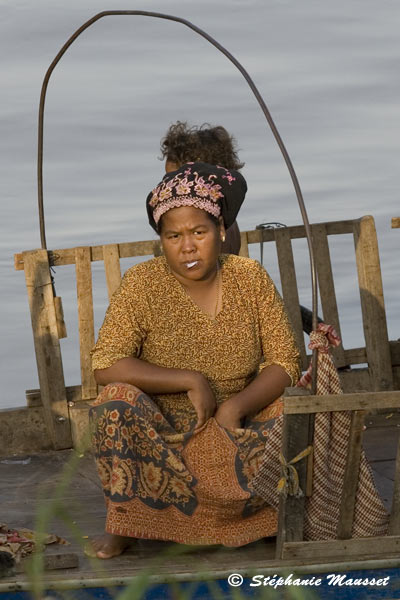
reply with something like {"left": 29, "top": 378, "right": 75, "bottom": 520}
{"left": 90, "top": 382, "right": 280, "bottom": 547}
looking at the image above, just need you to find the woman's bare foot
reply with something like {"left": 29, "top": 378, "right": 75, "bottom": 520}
{"left": 85, "top": 533, "right": 132, "bottom": 559}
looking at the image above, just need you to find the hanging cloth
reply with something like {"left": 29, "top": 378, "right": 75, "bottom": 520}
{"left": 251, "top": 323, "right": 389, "bottom": 540}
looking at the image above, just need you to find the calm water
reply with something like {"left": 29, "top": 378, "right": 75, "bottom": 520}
{"left": 1, "top": 0, "right": 399, "bottom": 408}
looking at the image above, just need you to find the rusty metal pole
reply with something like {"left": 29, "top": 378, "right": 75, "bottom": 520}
{"left": 37, "top": 10, "right": 319, "bottom": 388}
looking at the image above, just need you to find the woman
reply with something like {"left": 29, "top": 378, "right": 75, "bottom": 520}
{"left": 89, "top": 162, "right": 300, "bottom": 559}
{"left": 160, "top": 121, "right": 243, "bottom": 254}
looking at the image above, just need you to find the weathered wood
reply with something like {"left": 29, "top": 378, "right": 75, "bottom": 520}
{"left": 54, "top": 296, "right": 67, "bottom": 339}
{"left": 282, "top": 535, "right": 400, "bottom": 560}
{"left": 284, "top": 390, "right": 400, "bottom": 414}
{"left": 17, "top": 553, "right": 79, "bottom": 573}
{"left": 16, "top": 240, "right": 160, "bottom": 270}
{"left": 337, "top": 410, "right": 366, "bottom": 539}
{"left": 275, "top": 411, "right": 311, "bottom": 559}
{"left": 245, "top": 218, "right": 355, "bottom": 245}
{"left": 389, "top": 435, "right": 400, "bottom": 534}
{"left": 22, "top": 250, "right": 71, "bottom": 449}
{"left": 75, "top": 247, "right": 97, "bottom": 401}
{"left": 102, "top": 244, "right": 121, "bottom": 300}
{"left": 14, "top": 219, "right": 358, "bottom": 271}
{"left": 238, "top": 231, "right": 249, "bottom": 257}
{"left": 392, "top": 217, "right": 400, "bottom": 229}
{"left": 153, "top": 239, "right": 163, "bottom": 257}
{"left": 0, "top": 406, "right": 54, "bottom": 456}
{"left": 312, "top": 223, "right": 346, "bottom": 367}
{"left": 391, "top": 340, "right": 400, "bottom": 366}
{"left": 69, "top": 402, "right": 92, "bottom": 454}
{"left": 339, "top": 368, "right": 370, "bottom": 394}
{"left": 274, "top": 228, "right": 307, "bottom": 370}
{"left": 26, "top": 385, "right": 82, "bottom": 408}
{"left": 353, "top": 216, "right": 393, "bottom": 391}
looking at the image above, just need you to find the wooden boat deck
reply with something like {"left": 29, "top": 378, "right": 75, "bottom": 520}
{"left": 1, "top": 412, "right": 399, "bottom": 591}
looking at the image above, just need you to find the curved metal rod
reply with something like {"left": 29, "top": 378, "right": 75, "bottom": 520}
{"left": 37, "top": 10, "right": 319, "bottom": 359}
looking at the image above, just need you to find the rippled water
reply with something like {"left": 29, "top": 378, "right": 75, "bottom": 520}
{"left": 1, "top": 0, "right": 399, "bottom": 408}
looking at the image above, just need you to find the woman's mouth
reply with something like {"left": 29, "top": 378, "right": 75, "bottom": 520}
{"left": 184, "top": 260, "right": 199, "bottom": 269}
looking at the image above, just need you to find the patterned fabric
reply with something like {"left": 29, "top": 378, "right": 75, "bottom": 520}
{"left": 90, "top": 383, "right": 282, "bottom": 546}
{"left": 297, "top": 323, "right": 342, "bottom": 394}
{"left": 146, "top": 162, "right": 247, "bottom": 232}
{"left": 0, "top": 523, "right": 68, "bottom": 563}
{"left": 91, "top": 255, "right": 301, "bottom": 392}
{"left": 251, "top": 324, "right": 389, "bottom": 540}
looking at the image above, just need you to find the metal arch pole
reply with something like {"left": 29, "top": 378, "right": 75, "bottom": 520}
{"left": 37, "top": 10, "right": 319, "bottom": 388}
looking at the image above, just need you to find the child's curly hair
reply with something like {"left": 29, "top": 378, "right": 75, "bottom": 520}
{"left": 160, "top": 121, "right": 244, "bottom": 170}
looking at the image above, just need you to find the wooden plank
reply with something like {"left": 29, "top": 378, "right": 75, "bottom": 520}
{"left": 284, "top": 390, "right": 400, "bottom": 414}
{"left": 343, "top": 347, "right": 367, "bottom": 365}
{"left": 102, "top": 244, "right": 121, "bottom": 300}
{"left": 275, "top": 410, "right": 311, "bottom": 558}
{"left": 54, "top": 296, "right": 67, "bottom": 339}
{"left": 282, "top": 535, "right": 400, "bottom": 561}
{"left": 15, "top": 240, "right": 158, "bottom": 269}
{"left": 14, "top": 220, "right": 357, "bottom": 271}
{"left": 153, "top": 239, "right": 163, "bottom": 257}
{"left": 246, "top": 219, "right": 355, "bottom": 245}
{"left": 26, "top": 385, "right": 82, "bottom": 408}
{"left": 392, "top": 217, "right": 400, "bottom": 229}
{"left": 0, "top": 406, "right": 54, "bottom": 456}
{"left": 391, "top": 340, "right": 400, "bottom": 366}
{"left": 75, "top": 247, "right": 97, "bottom": 401}
{"left": 389, "top": 435, "right": 400, "bottom": 534}
{"left": 353, "top": 216, "right": 393, "bottom": 391}
{"left": 274, "top": 228, "right": 307, "bottom": 370}
{"left": 339, "top": 368, "right": 370, "bottom": 394}
{"left": 312, "top": 223, "right": 346, "bottom": 367}
{"left": 238, "top": 231, "right": 249, "bottom": 257}
{"left": 337, "top": 410, "right": 366, "bottom": 538}
{"left": 22, "top": 250, "right": 71, "bottom": 449}
{"left": 17, "top": 553, "right": 79, "bottom": 573}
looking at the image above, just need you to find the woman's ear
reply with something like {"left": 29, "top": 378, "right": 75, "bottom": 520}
{"left": 218, "top": 217, "right": 226, "bottom": 243}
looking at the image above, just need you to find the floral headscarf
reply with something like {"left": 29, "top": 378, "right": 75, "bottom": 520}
{"left": 146, "top": 162, "right": 247, "bottom": 232}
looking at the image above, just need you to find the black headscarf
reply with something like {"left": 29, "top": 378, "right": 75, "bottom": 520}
{"left": 146, "top": 162, "right": 247, "bottom": 232}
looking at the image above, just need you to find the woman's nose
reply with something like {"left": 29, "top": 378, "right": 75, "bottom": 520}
{"left": 181, "top": 234, "right": 196, "bottom": 252}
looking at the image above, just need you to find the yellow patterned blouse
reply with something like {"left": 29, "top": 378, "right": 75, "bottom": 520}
{"left": 91, "top": 254, "right": 300, "bottom": 414}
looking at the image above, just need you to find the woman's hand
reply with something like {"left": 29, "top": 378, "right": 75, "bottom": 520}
{"left": 214, "top": 401, "right": 242, "bottom": 430}
{"left": 187, "top": 372, "right": 217, "bottom": 432}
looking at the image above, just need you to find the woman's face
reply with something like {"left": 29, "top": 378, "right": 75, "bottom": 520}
{"left": 160, "top": 206, "right": 225, "bottom": 284}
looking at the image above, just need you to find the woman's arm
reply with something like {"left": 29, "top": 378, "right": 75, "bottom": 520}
{"left": 215, "top": 261, "right": 300, "bottom": 430}
{"left": 214, "top": 364, "right": 290, "bottom": 429}
{"left": 95, "top": 357, "right": 216, "bottom": 431}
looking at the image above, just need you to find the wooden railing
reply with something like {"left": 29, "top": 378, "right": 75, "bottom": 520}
{"left": 277, "top": 387, "right": 400, "bottom": 561}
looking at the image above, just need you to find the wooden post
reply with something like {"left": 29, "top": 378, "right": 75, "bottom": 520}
{"left": 75, "top": 247, "right": 97, "bottom": 401}
{"left": 274, "top": 228, "right": 307, "bottom": 370}
{"left": 353, "top": 216, "right": 393, "bottom": 391}
{"left": 312, "top": 224, "right": 346, "bottom": 367}
{"left": 389, "top": 435, "right": 400, "bottom": 534}
{"left": 276, "top": 390, "right": 311, "bottom": 559}
{"left": 337, "top": 410, "right": 366, "bottom": 539}
{"left": 391, "top": 217, "right": 400, "bottom": 229}
{"left": 103, "top": 244, "right": 121, "bottom": 300}
{"left": 22, "top": 250, "right": 71, "bottom": 449}
{"left": 239, "top": 231, "right": 249, "bottom": 257}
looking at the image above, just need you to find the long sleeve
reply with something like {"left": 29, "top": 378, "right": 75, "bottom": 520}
{"left": 91, "top": 267, "right": 149, "bottom": 371}
{"left": 252, "top": 261, "right": 301, "bottom": 386}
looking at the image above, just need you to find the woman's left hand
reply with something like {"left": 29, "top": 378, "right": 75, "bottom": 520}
{"left": 214, "top": 401, "right": 242, "bottom": 430}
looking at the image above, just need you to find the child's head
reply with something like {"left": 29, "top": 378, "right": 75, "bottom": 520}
{"left": 160, "top": 121, "right": 244, "bottom": 173}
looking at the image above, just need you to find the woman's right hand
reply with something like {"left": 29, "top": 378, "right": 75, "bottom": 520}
{"left": 187, "top": 372, "right": 217, "bottom": 432}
